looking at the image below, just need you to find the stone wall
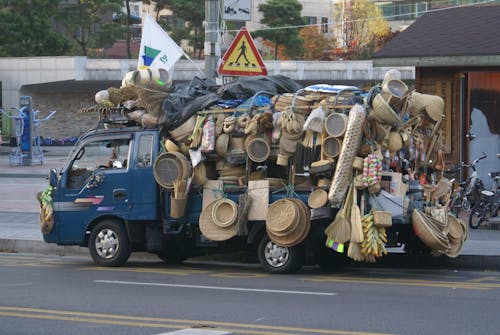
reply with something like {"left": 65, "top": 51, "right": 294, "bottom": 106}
{"left": 22, "top": 91, "right": 97, "bottom": 140}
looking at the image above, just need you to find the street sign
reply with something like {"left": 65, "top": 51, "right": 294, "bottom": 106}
{"left": 218, "top": 27, "right": 267, "bottom": 76}
{"left": 223, "top": 0, "right": 252, "bottom": 21}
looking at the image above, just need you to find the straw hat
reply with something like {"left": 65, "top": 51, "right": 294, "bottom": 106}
{"left": 370, "top": 93, "right": 401, "bottom": 125}
{"left": 200, "top": 200, "right": 239, "bottom": 241}
{"left": 246, "top": 137, "right": 271, "bottom": 163}
{"left": 308, "top": 189, "right": 328, "bottom": 209}
{"left": 406, "top": 92, "right": 444, "bottom": 122}
{"left": 215, "top": 133, "right": 230, "bottom": 157}
{"left": 165, "top": 139, "right": 180, "bottom": 153}
{"left": 324, "top": 113, "right": 348, "bottom": 137}
{"left": 323, "top": 136, "right": 341, "bottom": 158}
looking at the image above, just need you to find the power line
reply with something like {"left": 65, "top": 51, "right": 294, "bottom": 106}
{"left": 215, "top": 0, "right": 497, "bottom": 33}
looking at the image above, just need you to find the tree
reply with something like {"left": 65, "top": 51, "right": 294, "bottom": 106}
{"left": 256, "top": 0, "right": 306, "bottom": 60}
{"left": 167, "top": 1, "right": 205, "bottom": 59}
{"left": 0, "top": 0, "right": 72, "bottom": 56}
{"left": 335, "top": 0, "right": 390, "bottom": 59}
{"left": 56, "top": 0, "right": 124, "bottom": 56}
{"left": 299, "top": 26, "right": 336, "bottom": 60}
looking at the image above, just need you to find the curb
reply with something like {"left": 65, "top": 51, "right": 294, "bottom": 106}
{"left": 2, "top": 238, "right": 500, "bottom": 271}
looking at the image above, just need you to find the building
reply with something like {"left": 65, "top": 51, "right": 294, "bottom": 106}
{"left": 373, "top": 4, "right": 500, "bottom": 186}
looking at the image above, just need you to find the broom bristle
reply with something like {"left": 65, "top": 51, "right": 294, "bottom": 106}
{"left": 350, "top": 187, "right": 364, "bottom": 243}
{"left": 347, "top": 242, "right": 364, "bottom": 261}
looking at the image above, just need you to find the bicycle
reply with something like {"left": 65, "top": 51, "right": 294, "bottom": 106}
{"left": 446, "top": 153, "right": 487, "bottom": 216}
{"left": 469, "top": 169, "right": 500, "bottom": 229}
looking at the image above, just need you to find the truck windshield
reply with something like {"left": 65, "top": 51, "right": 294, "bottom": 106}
{"left": 67, "top": 138, "right": 131, "bottom": 189}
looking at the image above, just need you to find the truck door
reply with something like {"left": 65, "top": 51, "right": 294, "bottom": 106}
{"left": 55, "top": 134, "right": 132, "bottom": 244}
{"left": 129, "top": 131, "right": 159, "bottom": 220}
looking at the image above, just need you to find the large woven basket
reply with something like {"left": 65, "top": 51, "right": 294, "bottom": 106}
{"left": 153, "top": 152, "right": 191, "bottom": 189}
{"left": 325, "top": 113, "right": 348, "bottom": 138}
{"left": 328, "top": 104, "right": 366, "bottom": 207}
{"left": 412, "top": 209, "right": 450, "bottom": 252}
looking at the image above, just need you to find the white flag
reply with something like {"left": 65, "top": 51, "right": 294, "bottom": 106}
{"left": 138, "top": 14, "right": 184, "bottom": 70}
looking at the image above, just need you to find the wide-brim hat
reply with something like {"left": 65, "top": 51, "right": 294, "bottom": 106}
{"left": 324, "top": 113, "right": 348, "bottom": 137}
{"left": 200, "top": 199, "right": 239, "bottom": 241}
{"left": 308, "top": 189, "right": 328, "bottom": 209}
{"left": 445, "top": 214, "right": 467, "bottom": 258}
{"left": 246, "top": 137, "right": 271, "bottom": 163}
{"left": 370, "top": 93, "right": 401, "bottom": 125}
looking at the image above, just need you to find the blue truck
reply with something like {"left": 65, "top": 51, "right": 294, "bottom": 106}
{"left": 40, "top": 122, "right": 419, "bottom": 273}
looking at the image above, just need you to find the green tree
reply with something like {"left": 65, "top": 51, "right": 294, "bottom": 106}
{"left": 335, "top": 0, "right": 390, "bottom": 59}
{"left": 0, "top": 0, "right": 72, "bottom": 56}
{"left": 168, "top": 0, "right": 204, "bottom": 59}
{"left": 56, "top": 0, "right": 124, "bottom": 56}
{"left": 256, "top": 0, "right": 306, "bottom": 60}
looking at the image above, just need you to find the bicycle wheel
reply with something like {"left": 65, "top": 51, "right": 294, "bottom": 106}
{"left": 469, "top": 203, "right": 485, "bottom": 229}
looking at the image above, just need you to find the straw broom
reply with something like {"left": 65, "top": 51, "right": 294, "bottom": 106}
{"left": 324, "top": 183, "right": 353, "bottom": 243}
{"left": 350, "top": 185, "right": 364, "bottom": 243}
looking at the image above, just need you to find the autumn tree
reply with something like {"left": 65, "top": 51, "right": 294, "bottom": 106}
{"left": 299, "top": 26, "right": 336, "bottom": 60}
{"left": 335, "top": 0, "right": 390, "bottom": 59}
{"left": 256, "top": 0, "right": 306, "bottom": 60}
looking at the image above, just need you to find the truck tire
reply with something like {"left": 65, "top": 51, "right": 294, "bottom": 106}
{"left": 257, "top": 235, "right": 304, "bottom": 274}
{"left": 89, "top": 220, "right": 131, "bottom": 267}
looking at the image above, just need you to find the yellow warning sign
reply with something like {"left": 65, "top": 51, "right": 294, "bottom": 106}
{"left": 218, "top": 27, "right": 267, "bottom": 76}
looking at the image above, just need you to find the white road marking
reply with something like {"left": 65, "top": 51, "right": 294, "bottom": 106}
{"left": 156, "top": 329, "right": 231, "bottom": 335}
{"left": 94, "top": 280, "right": 336, "bottom": 296}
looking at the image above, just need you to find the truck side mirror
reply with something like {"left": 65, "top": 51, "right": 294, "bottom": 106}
{"left": 49, "top": 168, "right": 58, "bottom": 187}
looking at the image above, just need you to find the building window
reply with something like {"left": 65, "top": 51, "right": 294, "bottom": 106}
{"left": 304, "top": 16, "right": 317, "bottom": 25}
{"left": 160, "top": 15, "right": 185, "bottom": 29}
{"left": 321, "top": 17, "right": 328, "bottom": 34}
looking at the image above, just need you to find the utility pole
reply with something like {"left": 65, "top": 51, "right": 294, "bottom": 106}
{"left": 205, "top": 0, "right": 219, "bottom": 82}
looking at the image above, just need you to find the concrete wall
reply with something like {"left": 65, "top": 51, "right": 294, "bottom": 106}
{"left": 0, "top": 56, "right": 414, "bottom": 140}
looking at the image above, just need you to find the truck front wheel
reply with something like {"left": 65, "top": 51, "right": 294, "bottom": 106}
{"left": 257, "top": 235, "right": 304, "bottom": 274}
{"left": 89, "top": 220, "right": 131, "bottom": 267}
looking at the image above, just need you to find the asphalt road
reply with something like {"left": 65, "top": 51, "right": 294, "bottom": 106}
{"left": 1, "top": 253, "right": 500, "bottom": 335}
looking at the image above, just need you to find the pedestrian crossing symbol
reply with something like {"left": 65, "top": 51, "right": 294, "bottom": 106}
{"left": 218, "top": 27, "right": 267, "bottom": 76}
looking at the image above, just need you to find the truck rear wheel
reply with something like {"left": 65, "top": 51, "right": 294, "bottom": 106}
{"left": 257, "top": 235, "right": 304, "bottom": 274}
{"left": 89, "top": 220, "right": 131, "bottom": 267}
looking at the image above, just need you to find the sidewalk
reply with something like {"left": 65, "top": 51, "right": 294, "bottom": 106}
{"left": 1, "top": 145, "right": 500, "bottom": 270}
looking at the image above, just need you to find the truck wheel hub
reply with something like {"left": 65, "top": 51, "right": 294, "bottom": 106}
{"left": 95, "top": 229, "right": 119, "bottom": 259}
{"left": 265, "top": 241, "right": 289, "bottom": 267}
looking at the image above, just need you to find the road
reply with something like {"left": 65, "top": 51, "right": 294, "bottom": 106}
{"left": 1, "top": 253, "right": 500, "bottom": 335}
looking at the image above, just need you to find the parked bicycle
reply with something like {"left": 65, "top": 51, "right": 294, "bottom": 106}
{"left": 446, "top": 153, "right": 487, "bottom": 216}
{"left": 469, "top": 168, "right": 500, "bottom": 229}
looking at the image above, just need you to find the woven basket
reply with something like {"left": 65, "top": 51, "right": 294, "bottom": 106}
{"left": 328, "top": 104, "right": 366, "bottom": 207}
{"left": 370, "top": 93, "right": 401, "bottom": 125}
{"left": 170, "top": 196, "right": 187, "bottom": 219}
{"left": 308, "top": 189, "right": 328, "bottom": 209}
{"left": 412, "top": 209, "right": 450, "bottom": 252}
{"left": 169, "top": 116, "right": 196, "bottom": 141}
{"left": 325, "top": 113, "right": 348, "bottom": 137}
{"left": 247, "top": 137, "right": 271, "bottom": 163}
{"left": 323, "top": 136, "right": 341, "bottom": 158}
{"left": 373, "top": 210, "right": 392, "bottom": 228}
{"left": 153, "top": 152, "right": 184, "bottom": 189}
{"left": 211, "top": 198, "right": 238, "bottom": 228}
